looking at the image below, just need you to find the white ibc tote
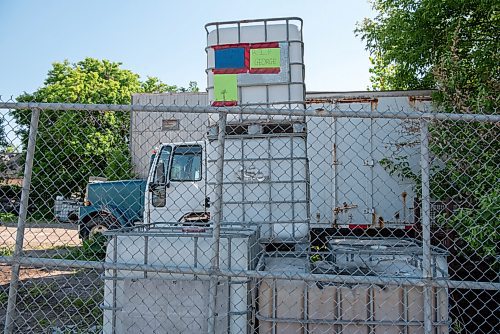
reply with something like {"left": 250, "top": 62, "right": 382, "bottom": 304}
{"left": 205, "top": 17, "right": 306, "bottom": 123}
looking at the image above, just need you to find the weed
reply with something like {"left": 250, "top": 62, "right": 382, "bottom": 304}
{"left": 37, "top": 318, "right": 50, "bottom": 328}
{"left": 54, "top": 234, "right": 108, "bottom": 262}
{"left": 0, "top": 212, "right": 17, "bottom": 223}
{"left": 58, "top": 294, "right": 103, "bottom": 330}
{"left": 26, "top": 282, "right": 53, "bottom": 300}
{"left": 0, "top": 291, "right": 8, "bottom": 303}
{"left": 0, "top": 247, "right": 13, "bottom": 256}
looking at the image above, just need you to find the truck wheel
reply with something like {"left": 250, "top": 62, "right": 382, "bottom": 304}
{"left": 84, "top": 215, "right": 118, "bottom": 240}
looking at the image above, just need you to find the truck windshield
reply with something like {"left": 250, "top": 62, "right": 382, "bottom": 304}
{"left": 154, "top": 146, "right": 172, "bottom": 183}
{"left": 170, "top": 145, "right": 202, "bottom": 181}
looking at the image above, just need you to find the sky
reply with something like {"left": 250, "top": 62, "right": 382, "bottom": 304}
{"left": 0, "top": 0, "right": 375, "bottom": 99}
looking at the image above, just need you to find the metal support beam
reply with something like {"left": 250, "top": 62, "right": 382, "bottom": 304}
{"left": 4, "top": 108, "right": 40, "bottom": 334}
{"left": 207, "top": 111, "right": 227, "bottom": 334}
{"left": 420, "top": 119, "right": 432, "bottom": 334}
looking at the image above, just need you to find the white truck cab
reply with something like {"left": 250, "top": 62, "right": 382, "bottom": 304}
{"left": 145, "top": 141, "right": 209, "bottom": 226}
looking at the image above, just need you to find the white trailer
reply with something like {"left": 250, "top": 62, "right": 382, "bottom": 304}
{"left": 306, "top": 90, "right": 433, "bottom": 229}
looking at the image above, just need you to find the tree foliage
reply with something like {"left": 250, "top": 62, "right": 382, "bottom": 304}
{"left": 357, "top": 1, "right": 499, "bottom": 257}
{"left": 12, "top": 58, "right": 191, "bottom": 217}
{"left": 0, "top": 117, "right": 8, "bottom": 150}
{"left": 357, "top": 0, "right": 499, "bottom": 98}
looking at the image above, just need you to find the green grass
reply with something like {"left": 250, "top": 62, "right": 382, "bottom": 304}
{"left": 36, "top": 318, "right": 50, "bottom": 328}
{"left": 26, "top": 282, "right": 54, "bottom": 299}
{"left": 0, "top": 247, "right": 14, "bottom": 256}
{"left": 0, "top": 212, "right": 17, "bottom": 223}
{"left": 0, "top": 291, "right": 9, "bottom": 303}
{"left": 61, "top": 295, "right": 102, "bottom": 315}
{"left": 53, "top": 235, "right": 108, "bottom": 262}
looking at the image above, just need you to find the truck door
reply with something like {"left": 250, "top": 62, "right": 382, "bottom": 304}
{"left": 148, "top": 144, "right": 206, "bottom": 225}
{"left": 146, "top": 145, "right": 171, "bottom": 224}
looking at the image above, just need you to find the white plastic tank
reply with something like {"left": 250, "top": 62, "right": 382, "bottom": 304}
{"left": 206, "top": 17, "right": 305, "bottom": 123}
{"left": 206, "top": 122, "right": 310, "bottom": 242}
{"left": 102, "top": 225, "right": 259, "bottom": 334}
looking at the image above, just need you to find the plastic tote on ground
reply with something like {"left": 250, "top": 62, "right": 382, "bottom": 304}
{"left": 102, "top": 225, "right": 259, "bottom": 334}
{"left": 254, "top": 245, "right": 449, "bottom": 334}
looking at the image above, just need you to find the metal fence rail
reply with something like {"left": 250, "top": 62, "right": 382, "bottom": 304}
{"left": 0, "top": 98, "right": 498, "bottom": 333}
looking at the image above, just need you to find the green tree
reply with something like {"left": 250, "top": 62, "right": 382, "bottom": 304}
{"left": 12, "top": 58, "right": 180, "bottom": 218}
{"left": 356, "top": 0, "right": 499, "bottom": 96}
{"left": 0, "top": 117, "right": 9, "bottom": 150}
{"left": 357, "top": 0, "right": 499, "bottom": 257}
{"left": 141, "top": 76, "right": 178, "bottom": 93}
{"left": 0, "top": 117, "right": 10, "bottom": 184}
{"left": 179, "top": 81, "right": 200, "bottom": 92}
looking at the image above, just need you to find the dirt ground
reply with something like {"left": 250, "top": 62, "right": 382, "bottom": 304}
{"left": 0, "top": 222, "right": 81, "bottom": 250}
{"left": 0, "top": 222, "right": 82, "bottom": 285}
{"left": 0, "top": 267, "right": 103, "bottom": 333}
{"left": 0, "top": 223, "right": 102, "bottom": 332}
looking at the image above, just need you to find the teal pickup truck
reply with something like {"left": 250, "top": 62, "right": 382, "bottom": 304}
{"left": 78, "top": 179, "right": 146, "bottom": 239}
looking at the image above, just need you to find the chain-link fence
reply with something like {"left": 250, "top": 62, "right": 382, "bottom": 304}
{"left": 0, "top": 93, "right": 498, "bottom": 333}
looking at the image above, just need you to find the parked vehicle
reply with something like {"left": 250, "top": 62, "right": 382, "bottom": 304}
{"left": 78, "top": 179, "right": 146, "bottom": 239}
{"left": 0, "top": 185, "right": 21, "bottom": 215}
{"left": 146, "top": 121, "right": 309, "bottom": 242}
{"left": 54, "top": 195, "right": 81, "bottom": 223}
{"left": 79, "top": 90, "right": 432, "bottom": 240}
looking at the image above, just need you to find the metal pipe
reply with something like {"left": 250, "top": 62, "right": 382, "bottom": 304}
{"left": 207, "top": 110, "right": 227, "bottom": 334}
{"left": 368, "top": 103, "right": 375, "bottom": 227}
{"left": 272, "top": 278, "right": 277, "bottom": 334}
{"left": 1, "top": 102, "right": 499, "bottom": 122}
{"left": 420, "top": 119, "right": 432, "bottom": 334}
{"left": 4, "top": 108, "right": 40, "bottom": 334}
{"left": 1, "top": 255, "right": 499, "bottom": 290}
{"left": 111, "top": 236, "right": 118, "bottom": 334}
{"left": 403, "top": 286, "right": 409, "bottom": 334}
{"left": 254, "top": 314, "right": 450, "bottom": 326}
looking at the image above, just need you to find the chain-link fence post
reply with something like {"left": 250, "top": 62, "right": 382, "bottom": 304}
{"left": 420, "top": 118, "right": 433, "bottom": 334}
{"left": 207, "top": 110, "right": 227, "bottom": 334}
{"left": 4, "top": 108, "right": 40, "bottom": 334}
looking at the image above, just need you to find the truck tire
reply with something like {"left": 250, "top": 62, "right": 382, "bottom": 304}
{"left": 81, "top": 214, "right": 119, "bottom": 240}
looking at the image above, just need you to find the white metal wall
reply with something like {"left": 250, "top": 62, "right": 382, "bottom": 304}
{"left": 130, "top": 93, "right": 209, "bottom": 178}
